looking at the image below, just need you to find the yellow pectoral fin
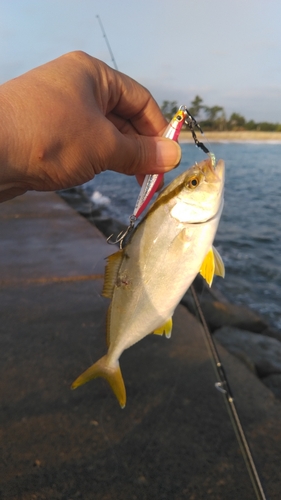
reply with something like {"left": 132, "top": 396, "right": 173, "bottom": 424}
{"left": 199, "top": 246, "right": 225, "bottom": 287}
{"left": 102, "top": 249, "right": 124, "bottom": 299}
{"left": 199, "top": 248, "right": 215, "bottom": 287}
{"left": 213, "top": 245, "right": 225, "bottom": 278}
{"left": 71, "top": 355, "right": 126, "bottom": 409}
{"left": 153, "top": 317, "right": 173, "bottom": 338}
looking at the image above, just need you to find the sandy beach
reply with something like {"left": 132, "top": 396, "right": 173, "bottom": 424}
{"left": 179, "top": 130, "right": 281, "bottom": 142}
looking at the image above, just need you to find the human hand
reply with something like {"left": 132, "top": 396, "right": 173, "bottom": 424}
{"left": 0, "top": 51, "right": 181, "bottom": 202}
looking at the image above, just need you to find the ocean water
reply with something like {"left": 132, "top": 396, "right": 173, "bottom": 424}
{"left": 84, "top": 142, "right": 281, "bottom": 330}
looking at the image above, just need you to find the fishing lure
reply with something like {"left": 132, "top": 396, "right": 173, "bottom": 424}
{"left": 133, "top": 106, "right": 187, "bottom": 219}
{"left": 108, "top": 105, "right": 215, "bottom": 248}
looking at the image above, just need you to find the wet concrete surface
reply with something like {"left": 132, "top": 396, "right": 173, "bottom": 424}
{"left": 0, "top": 192, "right": 280, "bottom": 500}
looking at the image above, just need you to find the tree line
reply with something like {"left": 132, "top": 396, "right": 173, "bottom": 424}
{"left": 161, "top": 96, "right": 281, "bottom": 132}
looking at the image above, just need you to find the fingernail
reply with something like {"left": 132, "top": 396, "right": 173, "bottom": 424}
{"left": 156, "top": 139, "right": 181, "bottom": 170}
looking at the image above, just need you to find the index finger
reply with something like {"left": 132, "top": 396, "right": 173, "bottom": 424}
{"left": 101, "top": 61, "right": 168, "bottom": 136}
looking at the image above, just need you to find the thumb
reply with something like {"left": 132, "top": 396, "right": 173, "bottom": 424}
{"left": 108, "top": 134, "right": 182, "bottom": 176}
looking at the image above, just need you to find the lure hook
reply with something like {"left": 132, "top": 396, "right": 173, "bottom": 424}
{"left": 107, "top": 215, "right": 136, "bottom": 249}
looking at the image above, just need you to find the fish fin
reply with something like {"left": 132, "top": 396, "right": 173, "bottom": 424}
{"left": 153, "top": 317, "right": 173, "bottom": 338}
{"left": 199, "top": 246, "right": 225, "bottom": 287}
{"left": 102, "top": 250, "right": 124, "bottom": 299}
{"left": 212, "top": 246, "right": 225, "bottom": 278}
{"left": 71, "top": 355, "right": 126, "bottom": 409}
{"left": 199, "top": 248, "right": 215, "bottom": 287}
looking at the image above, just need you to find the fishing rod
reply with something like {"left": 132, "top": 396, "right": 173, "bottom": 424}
{"left": 96, "top": 15, "right": 268, "bottom": 500}
{"left": 190, "top": 285, "right": 267, "bottom": 500}
{"left": 96, "top": 15, "right": 118, "bottom": 71}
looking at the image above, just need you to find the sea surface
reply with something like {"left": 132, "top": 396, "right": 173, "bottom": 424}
{"left": 84, "top": 142, "right": 281, "bottom": 330}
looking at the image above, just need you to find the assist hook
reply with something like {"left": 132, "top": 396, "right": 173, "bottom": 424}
{"left": 107, "top": 215, "right": 136, "bottom": 249}
{"left": 180, "top": 106, "right": 216, "bottom": 167}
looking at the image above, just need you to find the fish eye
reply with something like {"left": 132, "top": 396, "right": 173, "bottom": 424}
{"left": 188, "top": 176, "right": 199, "bottom": 189}
{"left": 176, "top": 114, "right": 183, "bottom": 121}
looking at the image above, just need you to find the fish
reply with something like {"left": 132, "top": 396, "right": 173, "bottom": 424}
{"left": 71, "top": 157, "right": 225, "bottom": 408}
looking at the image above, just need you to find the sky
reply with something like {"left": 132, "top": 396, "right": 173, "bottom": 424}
{"left": 0, "top": 0, "right": 281, "bottom": 122}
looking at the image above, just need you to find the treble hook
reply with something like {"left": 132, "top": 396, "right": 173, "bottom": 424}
{"left": 107, "top": 215, "right": 136, "bottom": 249}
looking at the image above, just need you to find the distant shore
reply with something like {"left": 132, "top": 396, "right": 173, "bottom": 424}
{"left": 179, "top": 130, "right": 281, "bottom": 143}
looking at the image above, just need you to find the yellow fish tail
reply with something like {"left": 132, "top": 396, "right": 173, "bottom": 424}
{"left": 71, "top": 355, "right": 126, "bottom": 409}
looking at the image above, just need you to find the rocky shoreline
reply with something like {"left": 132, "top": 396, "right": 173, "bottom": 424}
{"left": 58, "top": 187, "right": 281, "bottom": 401}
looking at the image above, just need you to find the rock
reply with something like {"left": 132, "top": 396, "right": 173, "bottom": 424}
{"left": 58, "top": 189, "right": 102, "bottom": 218}
{"left": 191, "top": 275, "right": 229, "bottom": 302}
{"left": 58, "top": 187, "right": 81, "bottom": 197}
{"left": 261, "top": 325, "right": 281, "bottom": 344}
{"left": 214, "top": 326, "right": 281, "bottom": 377}
{"left": 182, "top": 294, "right": 268, "bottom": 333}
{"left": 262, "top": 374, "right": 281, "bottom": 399}
{"left": 58, "top": 189, "right": 127, "bottom": 240}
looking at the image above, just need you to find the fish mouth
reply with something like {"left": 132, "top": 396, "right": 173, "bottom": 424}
{"left": 201, "top": 158, "right": 225, "bottom": 184}
{"left": 214, "top": 159, "right": 225, "bottom": 182}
